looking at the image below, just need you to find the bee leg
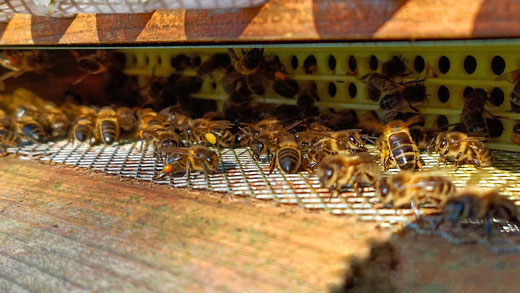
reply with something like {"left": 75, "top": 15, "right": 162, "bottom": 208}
{"left": 484, "top": 214, "right": 492, "bottom": 236}
{"left": 0, "top": 146, "right": 5, "bottom": 157}
{"left": 472, "top": 159, "right": 481, "bottom": 168}
{"left": 411, "top": 198, "right": 423, "bottom": 222}
{"left": 328, "top": 182, "right": 338, "bottom": 202}
{"left": 268, "top": 156, "right": 276, "bottom": 175}
{"left": 454, "top": 152, "right": 463, "bottom": 170}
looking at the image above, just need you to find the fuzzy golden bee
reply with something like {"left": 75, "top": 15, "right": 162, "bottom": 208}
{"left": 116, "top": 107, "right": 137, "bottom": 132}
{"left": 432, "top": 131, "right": 492, "bottom": 169}
{"left": 376, "top": 171, "right": 456, "bottom": 209}
{"left": 157, "top": 146, "right": 220, "bottom": 179}
{"left": 306, "top": 130, "right": 367, "bottom": 171}
{"left": 270, "top": 132, "right": 302, "bottom": 174}
{"left": 316, "top": 152, "right": 381, "bottom": 196}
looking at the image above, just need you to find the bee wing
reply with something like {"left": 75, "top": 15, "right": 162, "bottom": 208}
{"left": 495, "top": 68, "right": 520, "bottom": 82}
{"left": 283, "top": 120, "right": 302, "bottom": 132}
{"left": 460, "top": 137, "right": 487, "bottom": 142}
{"left": 161, "top": 147, "right": 191, "bottom": 156}
{"left": 210, "top": 120, "right": 234, "bottom": 129}
{"left": 380, "top": 105, "right": 407, "bottom": 124}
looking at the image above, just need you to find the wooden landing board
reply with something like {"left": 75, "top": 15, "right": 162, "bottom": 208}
{"left": 0, "top": 157, "right": 519, "bottom": 292}
{"left": 1, "top": 0, "right": 520, "bottom": 45}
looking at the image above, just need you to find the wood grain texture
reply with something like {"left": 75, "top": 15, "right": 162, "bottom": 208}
{"left": 1, "top": 158, "right": 520, "bottom": 291}
{"left": 0, "top": 0, "right": 520, "bottom": 45}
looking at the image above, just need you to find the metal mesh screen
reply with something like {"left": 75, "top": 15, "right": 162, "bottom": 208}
{"left": 6, "top": 141, "right": 520, "bottom": 231}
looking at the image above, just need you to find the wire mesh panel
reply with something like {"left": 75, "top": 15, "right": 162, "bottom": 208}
{"left": 7, "top": 141, "right": 520, "bottom": 231}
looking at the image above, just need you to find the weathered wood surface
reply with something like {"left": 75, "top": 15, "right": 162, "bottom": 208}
{"left": 0, "top": 0, "right": 519, "bottom": 45}
{"left": 1, "top": 157, "right": 520, "bottom": 292}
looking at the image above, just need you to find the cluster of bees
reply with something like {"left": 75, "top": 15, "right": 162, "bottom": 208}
{"left": 0, "top": 48, "right": 519, "bottom": 235}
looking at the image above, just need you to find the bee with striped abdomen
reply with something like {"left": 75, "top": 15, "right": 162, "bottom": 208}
{"left": 95, "top": 107, "right": 120, "bottom": 145}
{"left": 376, "top": 171, "right": 456, "bottom": 209}
{"left": 70, "top": 106, "right": 97, "bottom": 145}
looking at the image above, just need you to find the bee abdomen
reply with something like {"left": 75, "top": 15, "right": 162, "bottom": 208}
{"left": 75, "top": 124, "right": 93, "bottom": 142}
{"left": 0, "top": 129, "right": 18, "bottom": 146}
{"left": 101, "top": 121, "right": 119, "bottom": 145}
{"left": 277, "top": 147, "right": 301, "bottom": 174}
{"left": 476, "top": 145, "right": 493, "bottom": 167}
{"left": 389, "top": 132, "right": 416, "bottom": 169}
{"left": 22, "top": 123, "right": 46, "bottom": 143}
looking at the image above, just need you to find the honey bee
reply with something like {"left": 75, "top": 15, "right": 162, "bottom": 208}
{"left": 306, "top": 130, "right": 367, "bottom": 171}
{"left": 156, "top": 146, "right": 220, "bottom": 179}
{"left": 94, "top": 107, "right": 120, "bottom": 145}
{"left": 0, "top": 128, "right": 19, "bottom": 149}
{"left": 513, "top": 122, "right": 520, "bottom": 145}
{"left": 295, "top": 121, "right": 332, "bottom": 148}
{"left": 0, "top": 109, "right": 12, "bottom": 129}
{"left": 379, "top": 80, "right": 427, "bottom": 123}
{"left": 360, "top": 115, "right": 422, "bottom": 171}
{"left": 460, "top": 88, "right": 491, "bottom": 136}
{"left": 0, "top": 50, "right": 53, "bottom": 83}
{"left": 432, "top": 131, "right": 492, "bottom": 169}
{"left": 438, "top": 190, "right": 520, "bottom": 234}
{"left": 316, "top": 152, "right": 381, "bottom": 196}
{"left": 376, "top": 171, "right": 456, "bottom": 209}
{"left": 363, "top": 73, "right": 401, "bottom": 102}
{"left": 228, "top": 48, "right": 264, "bottom": 76}
{"left": 197, "top": 53, "right": 232, "bottom": 77}
{"left": 116, "top": 107, "right": 137, "bottom": 132}
{"left": 226, "top": 78, "right": 254, "bottom": 108}
{"left": 138, "top": 108, "right": 166, "bottom": 135}
{"left": 39, "top": 103, "right": 68, "bottom": 138}
{"left": 141, "top": 126, "right": 184, "bottom": 159}
{"left": 269, "top": 132, "right": 302, "bottom": 174}
{"left": 496, "top": 68, "right": 520, "bottom": 112}
{"left": 15, "top": 116, "right": 46, "bottom": 143}
{"left": 381, "top": 56, "right": 410, "bottom": 78}
{"left": 296, "top": 81, "right": 318, "bottom": 107}
{"left": 186, "top": 118, "right": 234, "bottom": 148}
{"left": 70, "top": 50, "right": 112, "bottom": 84}
{"left": 70, "top": 106, "right": 97, "bottom": 145}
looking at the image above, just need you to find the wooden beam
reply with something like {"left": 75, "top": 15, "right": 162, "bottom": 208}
{"left": 0, "top": 0, "right": 519, "bottom": 45}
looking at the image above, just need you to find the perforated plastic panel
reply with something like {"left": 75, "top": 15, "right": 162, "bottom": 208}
{"left": 122, "top": 42, "right": 520, "bottom": 152}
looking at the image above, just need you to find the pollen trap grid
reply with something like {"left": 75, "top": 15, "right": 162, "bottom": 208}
{"left": 7, "top": 42, "right": 520, "bottom": 231}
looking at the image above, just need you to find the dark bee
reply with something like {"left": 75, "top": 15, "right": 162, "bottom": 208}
{"left": 381, "top": 56, "right": 409, "bottom": 77}
{"left": 380, "top": 80, "right": 427, "bottom": 123}
{"left": 461, "top": 88, "right": 490, "bottom": 136}
{"left": 273, "top": 79, "right": 299, "bottom": 98}
{"left": 228, "top": 48, "right": 264, "bottom": 75}
{"left": 197, "top": 53, "right": 231, "bottom": 77}
{"left": 438, "top": 190, "right": 520, "bottom": 234}
{"left": 16, "top": 117, "right": 46, "bottom": 143}
{"left": 364, "top": 73, "right": 401, "bottom": 102}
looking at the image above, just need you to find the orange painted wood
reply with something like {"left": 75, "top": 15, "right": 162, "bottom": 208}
{"left": 0, "top": 0, "right": 519, "bottom": 45}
